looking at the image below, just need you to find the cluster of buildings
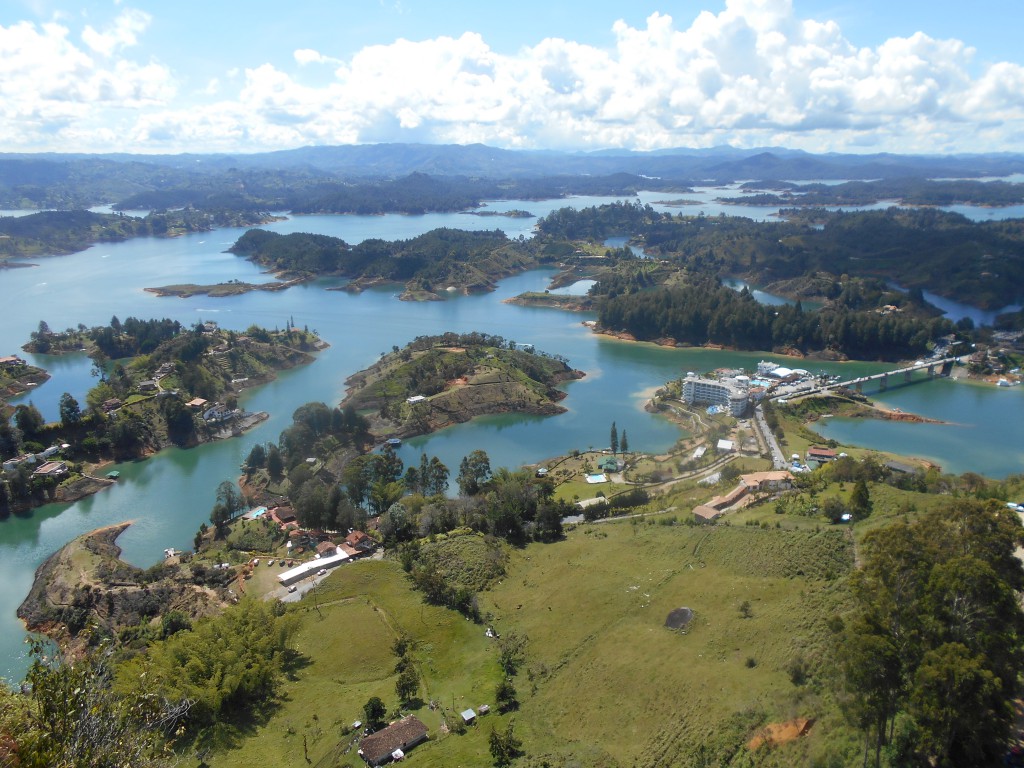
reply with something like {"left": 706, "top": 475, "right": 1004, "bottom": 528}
{"left": 681, "top": 372, "right": 752, "bottom": 417}
{"left": 2, "top": 444, "right": 70, "bottom": 478}
{"left": 693, "top": 471, "right": 794, "bottom": 523}
{"left": 277, "top": 529, "right": 376, "bottom": 587}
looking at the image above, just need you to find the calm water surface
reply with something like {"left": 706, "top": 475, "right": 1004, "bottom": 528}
{"left": 0, "top": 194, "right": 1021, "bottom": 681}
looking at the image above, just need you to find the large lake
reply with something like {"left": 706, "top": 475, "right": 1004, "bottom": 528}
{"left": 0, "top": 190, "right": 1021, "bottom": 682}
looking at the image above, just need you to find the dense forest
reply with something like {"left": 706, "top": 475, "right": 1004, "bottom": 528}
{"left": 538, "top": 202, "right": 1024, "bottom": 310}
{"left": 229, "top": 226, "right": 560, "bottom": 294}
{"left": 596, "top": 280, "right": 955, "bottom": 358}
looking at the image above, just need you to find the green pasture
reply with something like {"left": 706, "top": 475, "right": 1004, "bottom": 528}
{"left": 210, "top": 519, "right": 859, "bottom": 768}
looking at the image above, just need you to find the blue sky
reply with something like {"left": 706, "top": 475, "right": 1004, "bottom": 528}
{"left": 1, "top": 0, "right": 1022, "bottom": 154}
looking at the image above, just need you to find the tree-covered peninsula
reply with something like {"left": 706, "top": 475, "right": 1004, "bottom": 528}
{"left": 0, "top": 208, "right": 278, "bottom": 262}
{"left": 1, "top": 319, "right": 322, "bottom": 517}
{"left": 536, "top": 201, "right": 1024, "bottom": 311}
{"left": 229, "top": 227, "right": 569, "bottom": 298}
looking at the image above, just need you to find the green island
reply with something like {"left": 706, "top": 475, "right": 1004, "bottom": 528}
{"left": 459, "top": 209, "right": 535, "bottom": 218}
{"left": 341, "top": 333, "right": 585, "bottom": 442}
{"left": 0, "top": 355, "right": 50, "bottom": 419}
{"left": 0, "top": 209, "right": 280, "bottom": 263}
{"left": 228, "top": 227, "right": 569, "bottom": 299}
{"left": 1, "top": 318, "right": 322, "bottom": 516}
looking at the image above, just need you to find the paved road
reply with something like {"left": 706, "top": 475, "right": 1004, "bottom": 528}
{"left": 753, "top": 403, "right": 787, "bottom": 469}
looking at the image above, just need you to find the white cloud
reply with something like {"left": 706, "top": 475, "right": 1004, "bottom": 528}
{"left": 2, "top": 0, "right": 1023, "bottom": 153}
{"left": 0, "top": 17, "right": 175, "bottom": 150}
{"left": 81, "top": 8, "right": 150, "bottom": 56}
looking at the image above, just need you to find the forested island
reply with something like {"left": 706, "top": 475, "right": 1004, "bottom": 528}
{"left": 228, "top": 226, "right": 572, "bottom": 298}
{"left": 0, "top": 208, "right": 279, "bottom": 262}
{"left": 536, "top": 201, "right": 1024, "bottom": 311}
{"left": 1, "top": 318, "right": 322, "bottom": 516}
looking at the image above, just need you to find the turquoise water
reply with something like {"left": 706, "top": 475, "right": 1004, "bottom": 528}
{"left": 0, "top": 196, "right": 1021, "bottom": 682}
{"left": 810, "top": 376, "right": 1024, "bottom": 478}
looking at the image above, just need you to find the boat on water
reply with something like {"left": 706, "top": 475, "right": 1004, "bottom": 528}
{"left": 385, "top": 437, "right": 402, "bottom": 447}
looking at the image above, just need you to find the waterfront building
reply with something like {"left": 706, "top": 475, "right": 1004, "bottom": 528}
{"left": 681, "top": 372, "right": 750, "bottom": 417}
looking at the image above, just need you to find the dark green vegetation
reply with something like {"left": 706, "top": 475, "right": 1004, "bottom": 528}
{"left": 538, "top": 201, "right": 1024, "bottom": 310}
{"left": 229, "top": 227, "right": 567, "bottom": 297}
{"left": 0, "top": 208, "right": 274, "bottom": 261}
{"left": 597, "top": 279, "right": 954, "bottom": 359}
{"left": 8, "top": 393, "right": 1024, "bottom": 766}
{"left": 0, "top": 599, "right": 295, "bottom": 767}
{"left": 842, "top": 501, "right": 1024, "bottom": 768}
{"left": 1, "top": 320, "right": 319, "bottom": 517}
{"left": 240, "top": 334, "right": 577, "bottom": 541}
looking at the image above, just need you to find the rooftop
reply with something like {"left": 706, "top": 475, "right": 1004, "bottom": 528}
{"left": 359, "top": 716, "right": 428, "bottom": 765}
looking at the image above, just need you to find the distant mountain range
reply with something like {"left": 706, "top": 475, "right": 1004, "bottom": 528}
{"left": 3, "top": 143, "right": 1024, "bottom": 182}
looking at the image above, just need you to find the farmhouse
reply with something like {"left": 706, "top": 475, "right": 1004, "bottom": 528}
{"left": 806, "top": 446, "right": 838, "bottom": 463}
{"left": 358, "top": 716, "right": 428, "bottom": 766}
{"left": 693, "top": 504, "right": 725, "bottom": 523}
{"left": 740, "top": 471, "right": 794, "bottom": 492}
{"left": 345, "top": 530, "right": 374, "bottom": 551}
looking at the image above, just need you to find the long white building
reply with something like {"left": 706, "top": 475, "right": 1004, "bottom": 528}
{"left": 681, "top": 372, "right": 750, "bottom": 417}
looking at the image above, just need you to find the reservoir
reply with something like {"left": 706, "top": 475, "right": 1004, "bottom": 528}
{"left": 0, "top": 194, "right": 1021, "bottom": 682}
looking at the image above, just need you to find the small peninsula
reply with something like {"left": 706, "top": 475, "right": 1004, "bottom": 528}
{"left": 228, "top": 226, "right": 565, "bottom": 300}
{"left": 17, "top": 523, "right": 236, "bottom": 657}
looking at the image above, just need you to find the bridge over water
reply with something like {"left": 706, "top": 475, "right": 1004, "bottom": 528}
{"left": 770, "top": 356, "right": 960, "bottom": 401}
{"left": 832, "top": 357, "right": 959, "bottom": 393}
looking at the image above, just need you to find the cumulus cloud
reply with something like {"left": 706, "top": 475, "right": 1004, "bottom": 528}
{"left": 2, "top": 0, "right": 1023, "bottom": 153}
{"left": 0, "top": 15, "right": 175, "bottom": 150}
{"left": 81, "top": 8, "right": 150, "bottom": 56}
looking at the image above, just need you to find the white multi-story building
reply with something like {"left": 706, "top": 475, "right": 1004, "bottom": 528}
{"left": 681, "top": 372, "right": 750, "bottom": 417}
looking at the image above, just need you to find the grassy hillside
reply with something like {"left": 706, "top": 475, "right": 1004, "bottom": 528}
{"left": 209, "top": 520, "right": 858, "bottom": 768}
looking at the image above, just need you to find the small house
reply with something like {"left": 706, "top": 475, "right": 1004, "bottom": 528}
{"left": 0, "top": 355, "right": 25, "bottom": 369}
{"left": 102, "top": 398, "right": 123, "bottom": 413}
{"left": 405, "top": 395, "right": 427, "bottom": 404}
{"left": 186, "top": 397, "right": 208, "bottom": 410}
{"left": 693, "top": 505, "right": 724, "bottom": 524}
{"left": 806, "top": 446, "right": 838, "bottom": 463}
{"left": 316, "top": 541, "right": 339, "bottom": 558}
{"left": 344, "top": 530, "right": 374, "bottom": 552}
{"left": 138, "top": 380, "right": 159, "bottom": 393}
{"left": 2, "top": 454, "right": 36, "bottom": 473}
{"left": 358, "top": 716, "right": 428, "bottom": 766}
{"left": 460, "top": 708, "right": 476, "bottom": 725}
{"left": 716, "top": 439, "right": 735, "bottom": 453}
{"left": 32, "top": 461, "right": 68, "bottom": 478}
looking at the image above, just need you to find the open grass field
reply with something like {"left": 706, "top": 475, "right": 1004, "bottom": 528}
{"left": 209, "top": 518, "right": 860, "bottom": 768}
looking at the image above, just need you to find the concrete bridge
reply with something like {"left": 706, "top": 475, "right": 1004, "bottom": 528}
{"left": 770, "top": 356, "right": 960, "bottom": 402}
{"left": 832, "top": 356, "right": 959, "bottom": 393}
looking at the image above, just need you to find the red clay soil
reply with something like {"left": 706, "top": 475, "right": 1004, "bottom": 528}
{"left": 747, "top": 718, "right": 814, "bottom": 750}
